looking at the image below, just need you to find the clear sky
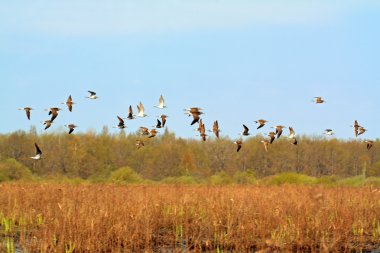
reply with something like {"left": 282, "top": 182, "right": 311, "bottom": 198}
{"left": 1, "top": 1, "right": 379, "bottom": 140}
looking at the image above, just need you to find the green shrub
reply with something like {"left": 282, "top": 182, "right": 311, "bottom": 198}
{"left": 109, "top": 166, "right": 143, "bottom": 184}
{"left": 366, "top": 177, "right": 380, "bottom": 187}
{"left": 337, "top": 175, "right": 366, "bottom": 187}
{"left": 161, "top": 175, "right": 201, "bottom": 185}
{"left": 260, "top": 172, "right": 316, "bottom": 186}
{"left": 315, "top": 175, "right": 339, "bottom": 185}
{"left": 233, "top": 170, "right": 257, "bottom": 185}
{"left": 0, "top": 159, "right": 32, "bottom": 182}
{"left": 210, "top": 171, "right": 233, "bottom": 185}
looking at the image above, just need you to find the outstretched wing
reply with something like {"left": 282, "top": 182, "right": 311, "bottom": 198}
{"left": 35, "top": 143, "right": 42, "bottom": 155}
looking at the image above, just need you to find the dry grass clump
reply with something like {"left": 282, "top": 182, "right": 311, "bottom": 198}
{"left": 0, "top": 183, "right": 380, "bottom": 252}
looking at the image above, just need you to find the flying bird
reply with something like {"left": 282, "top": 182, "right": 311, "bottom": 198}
{"left": 351, "top": 120, "right": 360, "bottom": 137}
{"left": 261, "top": 140, "right": 269, "bottom": 152}
{"left": 313, "top": 97, "right": 326, "bottom": 104}
{"left": 254, "top": 119, "right": 267, "bottom": 129}
{"left": 211, "top": 120, "right": 220, "bottom": 138}
{"left": 86, "top": 91, "right": 99, "bottom": 99}
{"left": 139, "top": 127, "right": 149, "bottom": 136}
{"left": 234, "top": 139, "right": 243, "bottom": 152}
{"left": 18, "top": 107, "right": 33, "bottom": 120}
{"left": 30, "top": 143, "right": 42, "bottom": 160}
{"left": 127, "top": 105, "right": 135, "bottom": 120}
{"left": 268, "top": 132, "right": 276, "bottom": 144}
{"left": 241, "top": 124, "right": 250, "bottom": 136}
{"left": 149, "top": 128, "right": 158, "bottom": 138}
{"left": 184, "top": 107, "right": 204, "bottom": 115}
{"left": 61, "top": 95, "right": 75, "bottom": 112}
{"left": 65, "top": 124, "right": 78, "bottom": 134}
{"left": 185, "top": 108, "right": 203, "bottom": 125}
{"left": 358, "top": 127, "right": 367, "bottom": 136}
{"left": 365, "top": 140, "right": 374, "bottom": 150}
{"left": 136, "top": 140, "right": 144, "bottom": 149}
{"left": 43, "top": 120, "right": 53, "bottom": 130}
{"left": 47, "top": 107, "right": 62, "bottom": 122}
{"left": 272, "top": 125, "right": 286, "bottom": 138}
{"left": 199, "top": 121, "right": 207, "bottom": 141}
{"left": 155, "top": 119, "right": 163, "bottom": 128}
{"left": 288, "top": 127, "right": 296, "bottom": 139}
{"left": 137, "top": 102, "right": 147, "bottom": 117}
{"left": 114, "top": 116, "right": 126, "bottom": 129}
{"left": 323, "top": 129, "right": 334, "bottom": 136}
{"left": 154, "top": 95, "right": 166, "bottom": 109}
{"left": 160, "top": 115, "right": 168, "bottom": 127}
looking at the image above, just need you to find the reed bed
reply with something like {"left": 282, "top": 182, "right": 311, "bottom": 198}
{"left": 0, "top": 183, "right": 379, "bottom": 252}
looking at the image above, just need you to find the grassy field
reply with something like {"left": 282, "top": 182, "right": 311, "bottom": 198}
{"left": 0, "top": 184, "right": 380, "bottom": 252}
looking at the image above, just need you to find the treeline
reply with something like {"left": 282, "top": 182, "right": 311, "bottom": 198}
{"left": 0, "top": 126, "right": 379, "bottom": 182}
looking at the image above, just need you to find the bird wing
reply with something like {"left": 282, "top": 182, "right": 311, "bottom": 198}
{"left": 117, "top": 116, "right": 124, "bottom": 124}
{"left": 35, "top": 143, "right": 42, "bottom": 155}
{"left": 263, "top": 142, "right": 268, "bottom": 152}
{"left": 161, "top": 116, "right": 167, "bottom": 127}
{"left": 243, "top": 124, "right": 249, "bottom": 133}
{"left": 26, "top": 110, "right": 31, "bottom": 120}
{"left": 237, "top": 143, "right": 242, "bottom": 152}
{"left": 88, "top": 91, "right": 96, "bottom": 96}
{"left": 159, "top": 95, "right": 165, "bottom": 107}
{"left": 277, "top": 128, "right": 283, "bottom": 138}
{"left": 140, "top": 102, "right": 145, "bottom": 113}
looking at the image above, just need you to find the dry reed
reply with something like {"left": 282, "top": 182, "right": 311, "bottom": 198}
{"left": 0, "top": 183, "right": 379, "bottom": 252}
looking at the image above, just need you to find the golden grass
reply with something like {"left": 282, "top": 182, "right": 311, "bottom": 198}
{"left": 0, "top": 183, "right": 380, "bottom": 252}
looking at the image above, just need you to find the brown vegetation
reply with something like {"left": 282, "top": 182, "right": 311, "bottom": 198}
{"left": 1, "top": 183, "right": 380, "bottom": 252}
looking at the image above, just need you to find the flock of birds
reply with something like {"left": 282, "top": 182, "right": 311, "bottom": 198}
{"left": 18, "top": 93, "right": 373, "bottom": 161}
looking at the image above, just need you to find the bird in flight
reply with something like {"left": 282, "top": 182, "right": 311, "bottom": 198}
{"left": 139, "top": 127, "right": 149, "bottom": 136}
{"left": 126, "top": 105, "right": 135, "bottom": 120}
{"left": 160, "top": 115, "right": 168, "bottom": 127}
{"left": 358, "top": 127, "right": 367, "bottom": 136}
{"left": 86, "top": 91, "right": 99, "bottom": 99}
{"left": 272, "top": 125, "right": 286, "bottom": 138}
{"left": 234, "top": 139, "right": 243, "bottom": 152}
{"left": 288, "top": 127, "right": 296, "bottom": 139}
{"left": 30, "top": 143, "right": 42, "bottom": 160}
{"left": 43, "top": 120, "right": 53, "bottom": 130}
{"left": 365, "top": 140, "right": 373, "bottom": 150}
{"left": 65, "top": 124, "right": 78, "bottom": 134}
{"left": 137, "top": 102, "right": 148, "bottom": 117}
{"left": 313, "top": 97, "right": 326, "bottom": 104}
{"left": 261, "top": 140, "right": 269, "bottom": 152}
{"left": 136, "top": 140, "right": 144, "bottom": 149}
{"left": 268, "top": 132, "right": 276, "bottom": 144}
{"left": 154, "top": 95, "right": 166, "bottom": 109}
{"left": 46, "top": 107, "right": 62, "bottom": 122}
{"left": 323, "top": 129, "right": 334, "bottom": 136}
{"left": 254, "top": 119, "right": 267, "bottom": 129}
{"left": 114, "top": 116, "right": 126, "bottom": 129}
{"left": 155, "top": 119, "right": 163, "bottom": 128}
{"left": 211, "top": 120, "right": 220, "bottom": 138}
{"left": 241, "top": 124, "right": 250, "bottom": 136}
{"left": 149, "top": 128, "right": 158, "bottom": 138}
{"left": 185, "top": 107, "right": 203, "bottom": 125}
{"left": 351, "top": 120, "right": 360, "bottom": 137}
{"left": 61, "top": 95, "right": 75, "bottom": 112}
{"left": 18, "top": 107, "right": 33, "bottom": 120}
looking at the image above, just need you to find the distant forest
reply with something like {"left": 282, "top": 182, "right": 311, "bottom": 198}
{"left": 0, "top": 126, "right": 379, "bottom": 183}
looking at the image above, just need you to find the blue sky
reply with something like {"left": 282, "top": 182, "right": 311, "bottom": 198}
{"left": 1, "top": 1, "right": 379, "bottom": 140}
